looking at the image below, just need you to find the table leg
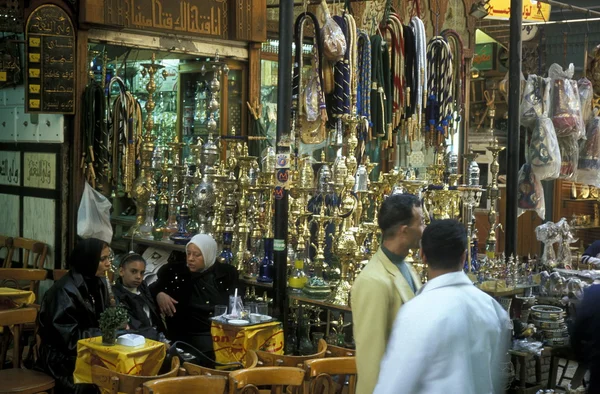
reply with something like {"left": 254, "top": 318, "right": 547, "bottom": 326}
{"left": 548, "top": 354, "right": 559, "bottom": 389}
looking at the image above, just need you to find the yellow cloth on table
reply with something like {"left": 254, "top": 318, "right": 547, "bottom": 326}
{"left": 211, "top": 321, "right": 284, "bottom": 365}
{"left": 0, "top": 287, "right": 35, "bottom": 307}
{"left": 73, "top": 336, "right": 166, "bottom": 384}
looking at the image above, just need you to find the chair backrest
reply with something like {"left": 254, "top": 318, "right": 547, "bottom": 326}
{"left": 92, "top": 356, "right": 181, "bottom": 394}
{"left": 228, "top": 367, "right": 305, "bottom": 394}
{"left": 141, "top": 375, "right": 227, "bottom": 394}
{"left": 256, "top": 339, "right": 327, "bottom": 368}
{"left": 184, "top": 350, "right": 259, "bottom": 377}
{"left": 0, "top": 307, "right": 37, "bottom": 367}
{"left": 0, "top": 235, "right": 13, "bottom": 260}
{"left": 4, "top": 237, "right": 48, "bottom": 269}
{"left": 325, "top": 344, "right": 355, "bottom": 358}
{"left": 304, "top": 357, "right": 357, "bottom": 394}
{"left": 0, "top": 268, "right": 47, "bottom": 301}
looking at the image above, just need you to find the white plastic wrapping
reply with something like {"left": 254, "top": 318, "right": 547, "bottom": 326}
{"left": 578, "top": 78, "right": 594, "bottom": 125}
{"left": 577, "top": 116, "right": 600, "bottom": 186}
{"left": 77, "top": 181, "right": 113, "bottom": 243}
{"left": 548, "top": 63, "right": 585, "bottom": 139}
{"left": 320, "top": 3, "right": 346, "bottom": 62}
{"left": 520, "top": 75, "right": 550, "bottom": 129}
{"left": 517, "top": 163, "right": 546, "bottom": 220}
{"left": 529, "top": 117, "right": 561, "bottom": 181}
{"left": 558, "top": 135, "right": 579, "bottom": 180}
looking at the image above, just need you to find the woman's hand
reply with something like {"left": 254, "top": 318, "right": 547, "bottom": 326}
{"left": 157, "top": 292, "right": 178, "bottom": 317}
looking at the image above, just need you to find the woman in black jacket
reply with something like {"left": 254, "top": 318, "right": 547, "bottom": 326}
{"left": 37, "top": 238, "right": 112, "bottom": 394}
{"left": 112, "top": 253, "right": 166, "bottom": 340}
{"left": 150, "top": 234, "right": 238, "bottom": 367}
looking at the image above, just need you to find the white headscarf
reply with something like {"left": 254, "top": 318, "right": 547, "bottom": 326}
{"left": 186, "top": 234, "right": 218, "bottom": 271}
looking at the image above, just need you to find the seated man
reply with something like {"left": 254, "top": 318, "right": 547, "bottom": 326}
{"left": 581, "top": 240, "right": 600, "bottom": 267}
{"left": 374, "top": 219, "right": 511, "bottom": 394}
{"left": 112, "top": 253, "right": 166, "bottom": 340}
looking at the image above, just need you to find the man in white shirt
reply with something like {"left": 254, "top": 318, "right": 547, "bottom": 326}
{"left": 374, "top": 219, "right": 511, "bottom": 394}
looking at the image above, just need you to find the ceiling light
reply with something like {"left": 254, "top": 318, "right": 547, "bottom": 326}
{"left": 470, "top": 1, "right": 490, "bottom": 19}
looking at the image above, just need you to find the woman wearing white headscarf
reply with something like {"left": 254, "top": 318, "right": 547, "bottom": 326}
{"left": 150, "top": 234, "right": 238, "bottom": 366}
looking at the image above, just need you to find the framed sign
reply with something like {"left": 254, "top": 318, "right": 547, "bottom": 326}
{"left": 0, "top": 151, "right": 21, "bottom": 186}
{"left": 25, "top": 5, "right": 76, "bottom": 114}
{"left": 23, "top": 152, "right": 56, "bottom": 190}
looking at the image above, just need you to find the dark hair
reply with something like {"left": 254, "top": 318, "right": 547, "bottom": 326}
{"left": 119, "top": 253, "right": 146, "bottom": 268}
{"left": 378, "top": 193, "right": 421, "bottom": 239}
{"left": 69, "top": 238, "right": 109, "bottom": 278}
{"left": 421, "top": 219, "right": 467, "bottom": 269}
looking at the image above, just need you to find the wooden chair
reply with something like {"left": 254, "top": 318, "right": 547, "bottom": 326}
{"left": 183, "top": 350, "right": 259, "bottom": 377}
{"left": 228, "top": 367, "right": 305, "bottom": 394}
{"left": 4, "top": 237, "right": 48, "bottom": 270}
{"left": 303, "top": 357, "right": 357, "bottom": 394}
{"left": 0, "top": 236, "right": 13, "bottom": 266}
{"left": 256, "top": 339, "right": 327, "bottom": 368}
{"left": 324, "top": 345, "right": 355, "bottom": 358}
{"left": 0, "top": 307, "right": 55, "bottom": 393}
{"left": 0, "top": 268, "right": 48, "bottom": 301}
{"left": 140, "top": 375, "right": 228, "bottom": 394}
{"left": 91, "top": 357, "right": 181, "bottom": 394}
{"left": 53, "top": 269, "right": 114, "bottom": 283}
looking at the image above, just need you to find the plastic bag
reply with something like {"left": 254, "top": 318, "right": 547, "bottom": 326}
{"left": 529, "top": 117, "right": 561, "bottom": 180}
{"left": 558, "top": 135, "right": 579, "bottom": 179}
{"left": 499, "top": 71, "right": 526, "bottom": 103}
{"left": 320, "top": 2, "right": 346, "bottom": 62}
{"left": 578, "top": 78, "right": 594, "bottom": 124}
{"left": 304, "top": 67, "right": 321, "bottom": 122}
{"left": 520, "top": 75, "right": 549, "bottom": 128}
{"left": 77, "top": 181, "right": 113, "bottom": 243}
{"left": 536, "top": 222, "right": 559, "bottom": 267}
{"left": 577, "top": 116, "right": 600, "bottom": 186}
{"left": 517, "top": 163, "right": 545, "bottom": 219}
{"left": 549, "top": 63, "right": 585, "bottom": 139}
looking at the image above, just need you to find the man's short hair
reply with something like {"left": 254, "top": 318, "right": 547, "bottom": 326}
{"left": 378, "top": 194, "right": 421, "bottom": 239}
{"left": 421, "top": 219, "right": 467, "bottom": 269}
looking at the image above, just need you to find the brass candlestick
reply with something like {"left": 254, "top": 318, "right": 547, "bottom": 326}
{"left": 131, "top": 54, "right": 163, "bottom": 234}
{"left": 485, "top": 138, "right": 505, "bottom": 259}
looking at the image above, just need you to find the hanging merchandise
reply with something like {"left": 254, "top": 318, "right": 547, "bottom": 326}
{"left": 548, "top": 63, "right": 585, "bottom": 139}
{"left": 344, "top": 12, "right": 358, "bottom": 115}
{"left": 520, "top": 75, "right": 550, "bottom": 129}
{"left": 402, "top": 24, "right": 416, "bottom": 142}
{"left": 108, "top": 77, "right": 143, "bottom": 197}
{"left": 356, "top": 30, "right": 372, "bottom": 125}
{"left": 517, "top": 162, "right": 546, "bottom": 219}
{"left": 293, "top": 12, "right": 328, "bottom": 145}
{"left": 577, "top": 116, "right": 600, "bottom": 187}
{"left": 557, "top": 135, "right": 579, "bottom": 180}
{"left": 578, "top": 78, "right": 594, "bottom": 125}
{"left": 383, "top": 13, "right": 405, "bottom": 133}
{"left": 321, "top": 0, "right": 347, "bottom": 63}
{"left": 425, "top": 36, "right": 453, "bottom": 148}
{"left": 83, "top": 81, "right": 109, "bottom": 193}
{"left": 329, "top": 15, "right": 350, "bottom": 118}
{"left": 440, "top": 29, "right": 465, "bottom": 135}
{"left": 529, "top": 117, "right": 561, "bottom": 181}
{"left": 410, "top": 17, "right": 427, "bottom": 139}
{"left": 370, "top": 34, "right": 392, "bottom": 140}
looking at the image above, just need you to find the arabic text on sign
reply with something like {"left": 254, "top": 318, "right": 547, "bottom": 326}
{"left": 0, "top": 154, "right": 20, "bottom": 186}
{"left": 29, "top": 84, "right": 41, "bottom": 94}
{"left": 29, "top": 53, "right": 41, "bottom": 63}
{"left": 29, "top": 37, "right": 41, "bottom": 47}
{"left": 25, "top": 156, "right": 53, "bottom": 186}
{"left": 29, "top": 69, "right": 40, "bottom": 78}
{"left": 29, "top": 99, "right": 40, "bottom": 109}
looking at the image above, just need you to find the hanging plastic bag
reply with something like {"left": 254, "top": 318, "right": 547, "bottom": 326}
{"left": 320, "top": 0, "right": 346, "bottom": 62}
{"left": 517, "top": 163, "right": 545, "bottom": 219}
{"left": 520, "top": 75, "right": 548, "bottom": 129}
{"left": 535, "top": 222, "right": 559, "bottom": 267}
{"left": 578, "top": 78, "right": 594, "bottom": 125}
{"left": 548, "top": 63, "right": 585, "bottom": 139}
{"left": 558, "top": 135, "right": 579, "bottom": 179}
{"left": 77, "top": 181, "right": 113, "bottom": 243}
{"left": 577, "top": 116, "right": 600, "bottom": 186}
{"left": 529, "top": 117, "right": 561, "bottom": 180}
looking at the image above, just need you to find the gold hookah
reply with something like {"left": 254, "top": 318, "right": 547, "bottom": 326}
{"left": 131, "top": 53, "right": 163, "bottom": 235}
{"left": 459, "top": 151, "right": 485, "bottom": 271}
{"left": 485, "top": 138, "right": 505, "bottom": 259}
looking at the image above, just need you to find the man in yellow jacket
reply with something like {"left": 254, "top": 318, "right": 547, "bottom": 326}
{"left": 351, "top": 193, "right": 424, "bottom": 394}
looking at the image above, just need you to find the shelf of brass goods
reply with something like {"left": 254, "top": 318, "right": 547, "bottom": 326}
{"left": 240, "top": 277, "right": 273, "bottom": 289}
{"left": 478, "top": 285, "right": 536, "bottom": 298}
{"left": 124, "top": 237, "right": 187, "bottom": 252}
{"left": 288, "top": 292, "right": 352, "bottom": 313}
{"left": 570, "top": 225, "right": 600, "bottom": 231}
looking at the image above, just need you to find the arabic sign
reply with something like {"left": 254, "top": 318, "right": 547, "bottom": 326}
{"left": 100, "top": 0, "right": 228, "bottom": 39}
{"left": 0, "top": 151, "right": 21, "bottom": 186}
{"left": 23, "top": 152, "right": 56, "bottom": 190}
{"left": 485, "top": 0, "right": 551, "bottom": 22}
{"left": 473, "top": 44, "right": 495, "bottom": 71}
{"left": 25, "top": 5, "right": 76, "bottom": 114}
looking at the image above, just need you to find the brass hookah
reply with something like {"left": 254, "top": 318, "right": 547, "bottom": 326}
{"left": 459, "top": 151, "right": 485, "bottom": 272}
{"left": 485, "top": 138, "right": 505, "bottom": 259}
{"left": 131, "top": 54, "right": 163, "bottom": 235}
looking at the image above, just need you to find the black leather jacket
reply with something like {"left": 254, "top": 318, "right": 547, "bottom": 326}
{"left": 149, "top": 261, "right": 238, "bottom": 338}
{"left": 37, "top": 271, "right": 109, "bottom": 393}
{"left": 112, "top": 279, "right": 166, "bottom": 340}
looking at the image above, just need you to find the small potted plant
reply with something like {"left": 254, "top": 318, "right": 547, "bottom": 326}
{"left": 99, "top": 305, "right": 128, "bottom": 345}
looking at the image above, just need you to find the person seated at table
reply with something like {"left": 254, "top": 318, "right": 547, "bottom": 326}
{"left": 112, "top": 252, "right": 166, "bottom": 340}
{"left": 581, "top": 240, "right": 600, "bottom": 267}
{"left": 150, "top": 234, "right": 238, "bottom": 367}
{"left": 37, "top": 237, "right": 112, "bottom": 394}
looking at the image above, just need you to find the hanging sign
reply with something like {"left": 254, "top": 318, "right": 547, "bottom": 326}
{"left": 91, "top": 0, "right": 228, "bottom": 39}
{"left": 25, "top": 5, "right": 76, "bottom": 114}
{"left": 485, "top": 0, "right": 551, "bottom": 22}
{"left": 23, "top": 152, "right": 56, "bottom": 190}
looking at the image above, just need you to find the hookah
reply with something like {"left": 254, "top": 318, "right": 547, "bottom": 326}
{"left": 257, "top": 150, "right": 276, "bottom": 283}
{"left": 485, "top": 138, "right": 505, "bottom": 259}
{"left": 459, "top": 151, "right": 485, "bottom": 272}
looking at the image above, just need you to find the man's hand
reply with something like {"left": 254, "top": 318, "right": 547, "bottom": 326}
{"left": 157, "top": 292, "right": 178, "bottom": 317}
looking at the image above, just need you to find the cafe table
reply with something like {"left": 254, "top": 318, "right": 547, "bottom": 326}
{"left": 73, "top": 336, "right": 167, "bottom": 384}
{"left": 211, "top": 320, "right": 283, "bottom": 365}
{"left": 0, "top": 287, "right": 36, "bottom": 309}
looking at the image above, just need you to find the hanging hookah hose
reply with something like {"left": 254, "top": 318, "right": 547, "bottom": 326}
{"left": 410, "top": 16, "right": 427, "bottom": 139}
{"left": 441, "top": 29, "right": 464, "bottom": 135}
{"left": 82, "top": 82, "right": 107, "bottom": 190}
{"left": 331, "top": 15, "right": 350, "bottom": 117}
{"left": 403, "top": 24, "right": 416, "bottom": 144}
{"left": 383, "top": 13, "right": 404, "bottom": 133}
{"left": 426, "top": 36, "right": 453, "bottom": 148}
{"left": 370, "top": 34, "right": 390, "bottom": 140}
{"left": 356, "top": 29, "right": 372, "bottom": 126}
{"left": 344, "top": 12, "right": 358, "bottom": 116}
